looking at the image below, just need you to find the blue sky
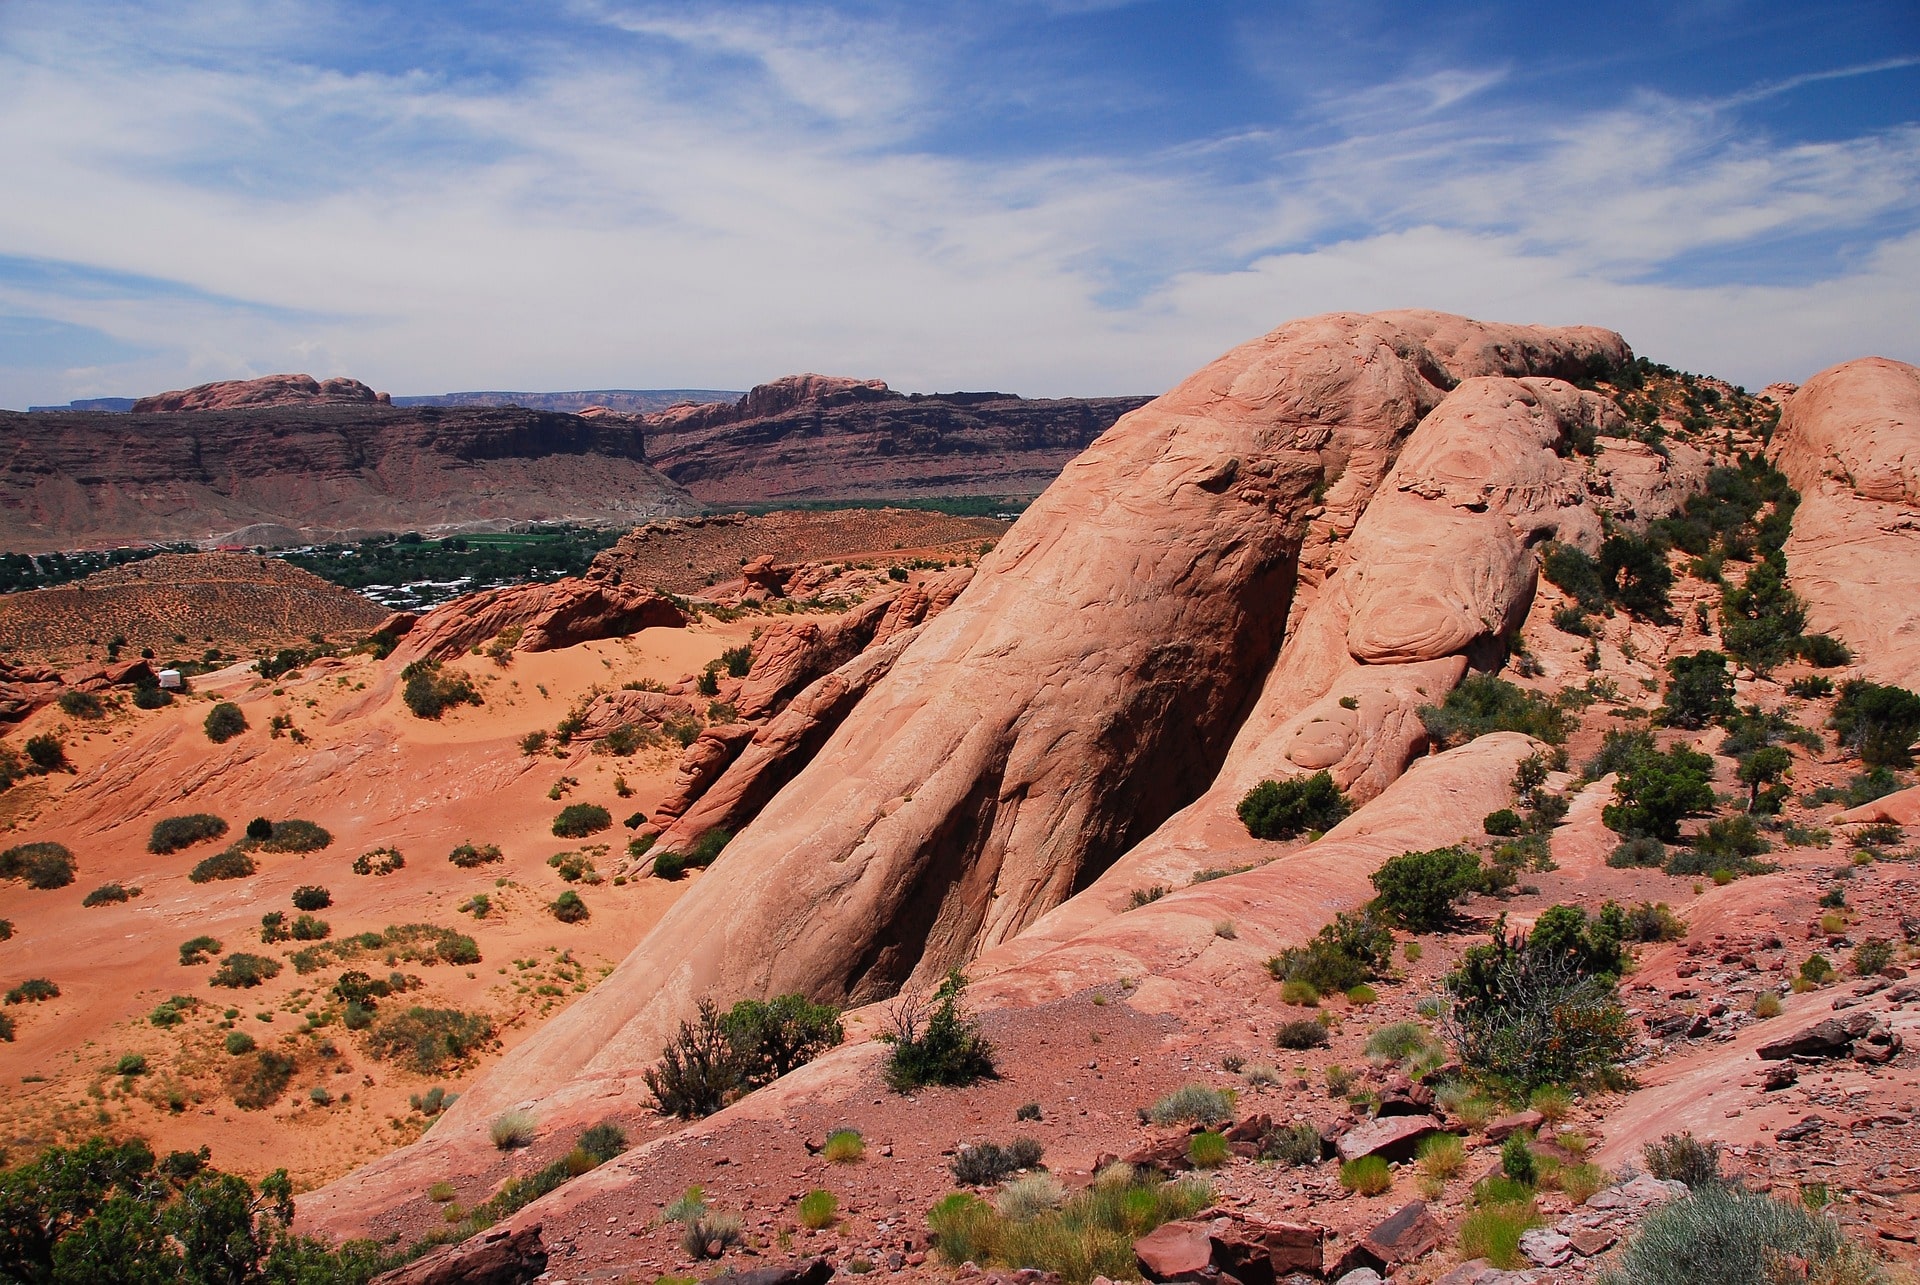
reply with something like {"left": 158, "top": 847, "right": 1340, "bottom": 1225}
{"left": 0, "top": 1, "right": 1915, "bottom": 408}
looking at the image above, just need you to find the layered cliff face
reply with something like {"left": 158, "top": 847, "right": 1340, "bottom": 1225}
{"left": 1772, "top": 357, "right": 1920, "bottom": 688}
{"left": 641, "top": 373, "right": 1153, "bottom": 503}
{"left": 293, "top": 312, "right": 1638, "bottom": 1222}
{"left": 0, "top": 403, "right": 700, "bottom": 551}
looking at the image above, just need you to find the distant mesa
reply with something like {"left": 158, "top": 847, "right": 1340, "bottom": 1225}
{"left": 131, "top": 373, "right": 391, "bottom": 414}
{"left": 391, "top": 388, "right": 742, "bottom": 415}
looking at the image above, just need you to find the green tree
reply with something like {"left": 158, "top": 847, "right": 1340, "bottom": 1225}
{"left": 1719, "top": 554, "right": 1807, "bottom": 672}
{"left": 1602, "top": 745, "right": 1715, "bottom": 841}
{"left": 1660, "top": 651, "right": 1735, "bottom": 729}
{"left": 1737, "top": 746, "right": 1793, "bottom": 814}
{"left": 721, "top": 995, "right": 845, "bottom": 1086}
{"left": 1831, "top": 680, "right": 1920, "bottom": 768}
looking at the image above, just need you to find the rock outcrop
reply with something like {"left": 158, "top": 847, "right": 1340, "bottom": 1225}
{"left": 390, "top": 574, "right": 687, "bottom": 665}
{"left": 641, "top": 374, "right": 1153, "bottom": 504}
{"left": 0, "top": 404, "right": 699, "bottom": 551}
{"left": 131, "top": 373, "right": 390, "bottom": 414}
{"left": 1772, "top": 356, "right": 1920, "bottom": 688}
{"left": 305, "top": 311, "right": 1629, "bottom": 1192}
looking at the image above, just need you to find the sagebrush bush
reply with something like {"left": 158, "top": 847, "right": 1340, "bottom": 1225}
{"left": 254, "top": 820, "right": 332, "bottom": 853}
{"left": 1597, "top": 1185, "right": 1883, "bottom": 1285}
{"left": 550, "top": 890, "right": 589, "bottom": 923}
{"left": 1365, "top": 1021, "right": 1436, "bottom": 1063}
{"left": 928, "top": 1172, "right": 1210, "bottom": 1285}
{"left": 1642, "top": 1132, "right": 1722, "bottom": 1188}
{"left": 291, "top": 885, "right": 331, "bottom": 911}
{"left": 5, "top": 977, "right": 60, "bottom": 1004}
{"left": 148, "top": 814, "right": 229, "bottom": 854}
{"left": 401, "top": 658, "right": 483, "bottom": 719}
{"left": 352, "top": 847, "right": 405, "bottom": 876}
{"left": 1147, "top": 1084, "right": 1232, "bottom": 1126}
{"left": 997, "top": 1172, "right": 1068, "bottom": 1217}
{"left": 227, "top": 1049, "right": 296, "bottom": 1109}
{"left": 82, "top": 882, "right": 139, "bottom": 906}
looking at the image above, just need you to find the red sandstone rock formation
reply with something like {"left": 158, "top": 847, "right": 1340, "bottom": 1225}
{"left": 1771, "top": 356, "right": 1920, "bottom": 687}
{"left": 301, "top": 311, "right": 1631, "bottom": 1200}
{"left": 131, "top": 373, "right": 389, "bottom": 413}
{"left": 391, "top": 575, "right": 687, "bottom": 665}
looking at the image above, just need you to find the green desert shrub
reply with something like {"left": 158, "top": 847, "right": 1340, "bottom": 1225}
{"left": 253, "top": 820, "right": 332, "bottom": 853}
{"left": 1667, "top": 815, "right": 1773, "bottom": 877}
{"left": 1660, "top": 651, "right": 1736, "bottom": 729}
{"left": 1370, "top": 846, "right": 1487, "bottom": 931}
{"left": 549, "top": 890, "right": 589, "bottom": 923}
{"left": 224, "top": 1031, "right": 257, "bottom": 1055}
{"left": 822, "top": 1128, "right": 866, "bottom": 1164}
{"left": 148, "top": 995, "right": 198, "bottom": 1027}
{"left": 24, "top": 733, "right": 69, "bottom": 772}
{"left": 1419, "top": 674, "right": 1568, "bottom": 749}
{"left": 1365, "top": 1021, "right": 1437, "bottom": 1063}
{"left": 148, "top": 814, "right": 229, "bottom": 854}
{"left": 1267, "top": 910, "right": 1393, "bottom": 993}
{"left": 290, "top": 885, "right": 331, "bottom": 911}
{"left": 927, "top": 1171, "right": 1210, "bottom": 1285}
{"left": 551, "top": 803, "right": 612, "bottom": 838}
{"left": 1445, "top": 916, "right": 1632, "bottom": 1093}
{"left": 0, "top": 842, "right": 76, "bottom": 889}
{"left": 351, "top": 847, "right": 405, "bottom": 876}
{"left": 82, "top": 882, "right": 139, "bottom": 906}
{"left": 1187, "top": 1132, "right": 1230, "bottom": 1169}
{"left": 188, "top": 848, "right": 256, "bottom": 883}
{"left": 365, "top": 1007, "right": 494, "bottom": 1074}
{"left": 400, "top": 658, "right": 482, "bottom": 719}
{"left": 1607, "top": 835, "right": 1666, "bottom": 868}
{"left": 1482, "top": 808, "right": 1523, "bottom": 837}
{"left": 1338, "top": 1155, "right": 1392, "bottom": 1196}
{"left": 1260, "top": 1123, "right": 1323, "bottom": 1166}
{"left": 1641, "top": 1132, "right": 1723, "bottom": 1187}
{"left": 203, "top": 702, "right": 248, "bottom": 743}
{"left": 1236, "top": 771, "right": 1351, "bottom": 840}
{"left": 57, "top": 689, "right": 104, "bottom": 719}
{"left": 798, "top": 1188, "right": 838, "bottom": 1229}
{"left": 5, "top": 978, "right": 60, "bottom": 1004}
{"left": 208, "top": 953, "right": 281, "bottom": 989}
{"left": 882, "top": 970, "right": 995, "bottom": 1092}
{"left": 289, "top": 914, "right": 330, "bottom": 942}
{"left": 448, "top": 842, "right": 503, "bottom": 868}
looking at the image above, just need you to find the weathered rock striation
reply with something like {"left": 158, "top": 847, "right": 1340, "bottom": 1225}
{"left": 1771, "top": 356, "right": 1920, "bottom": 688}
{"left": 0, "top": 403, "right": 699, "bottom": 551}
{"left": 641, "top": 373, "right": 1152, "bottom": 504}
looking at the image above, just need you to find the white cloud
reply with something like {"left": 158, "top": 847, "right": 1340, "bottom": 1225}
{"left": 0, "top": 0, "right": 1914, "bottom": 408}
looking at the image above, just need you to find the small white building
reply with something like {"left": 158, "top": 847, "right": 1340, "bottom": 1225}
{"left": 157, "top": 669, "right": 183, "bottom": 690}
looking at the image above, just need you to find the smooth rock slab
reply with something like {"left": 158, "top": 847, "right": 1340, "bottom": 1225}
{"left": 1335, "top": 1113, "right": 1444, "bottom": 1163}
{"left": 1518, "top": 1228, "right": 1573, "bottom": 1268}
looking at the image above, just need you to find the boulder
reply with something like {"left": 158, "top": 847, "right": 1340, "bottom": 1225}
{"left": 1335, "top": 1114, "right": 1444, "bottom": 1164}
{"left": 1330, "top": 1201, "right": 1444, "bottom": 1277}
{"left": 1134, "top": 1221, "right": 1214, "bottom": 1281}
{"left": 704, "top": 1258, "right": 834, "bottom": 1285}
{"left": 1484, "top": 1109, "right": 1544, "bottom": 1141}
{"left": 1756, "top": 1011, "right": 1879, "bottom": 1060}
{"left": 369, "top": 1223, "right": 546, "bottom": 1284}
